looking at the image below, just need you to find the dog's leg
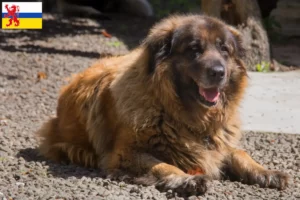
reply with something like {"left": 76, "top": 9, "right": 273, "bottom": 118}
{"left": 131, "top": 153, "right": 208, "bottom": 196}
{"left": 225, "top": 149, "right": 290, "bottom": 189}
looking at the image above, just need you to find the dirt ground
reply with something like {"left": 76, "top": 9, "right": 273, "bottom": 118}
{"left": 0, "top": 14, "right": 299, "bottom": 200}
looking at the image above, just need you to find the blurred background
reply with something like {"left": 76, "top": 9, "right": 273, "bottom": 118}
{"left": 1, "top": 0, "right": 299, "bottom": 71}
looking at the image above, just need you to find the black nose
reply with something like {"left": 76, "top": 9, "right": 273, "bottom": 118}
{"left": 208, "top": 65, "right": 225, "bottom": 82}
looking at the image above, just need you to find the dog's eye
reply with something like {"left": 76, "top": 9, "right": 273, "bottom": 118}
{"left": 220, "top": 45, "right": 229, "bottom": 53}
{"left": 189, "top": 45, "right": 203, "bottom": 57}
{"left": 186, "top": 47, "right": 201, "bottom": 59}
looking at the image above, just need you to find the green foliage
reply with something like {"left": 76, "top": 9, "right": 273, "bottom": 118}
{"left": 256, "top": 61, "right": 270, "bottom": 72}
{"left": 106, "top": 41, "right": 124, "bottom": 48}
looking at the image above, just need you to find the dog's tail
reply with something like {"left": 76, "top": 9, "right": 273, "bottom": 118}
{"left": 35, "top": 118, "right": 99, "bottom": 168}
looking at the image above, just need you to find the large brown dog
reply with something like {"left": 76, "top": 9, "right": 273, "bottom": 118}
{"left": 36, "top": 14, "right": 289, "bottom": 195}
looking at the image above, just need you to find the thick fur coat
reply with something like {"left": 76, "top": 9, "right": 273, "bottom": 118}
{"left": 36, "top": 14, "right": 289, "bottom": 196}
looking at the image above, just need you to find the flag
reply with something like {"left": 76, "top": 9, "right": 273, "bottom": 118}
{"left": 2, "top": 2, "right": 42, "bottom": 29}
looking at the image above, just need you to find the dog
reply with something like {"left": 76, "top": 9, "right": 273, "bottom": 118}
{"left": 36, "top": 14, "right": 289, "bottom": 196}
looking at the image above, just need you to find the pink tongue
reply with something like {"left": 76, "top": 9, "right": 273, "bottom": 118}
{"left": 199, "top": 87, "right": 220, "bottom": 102}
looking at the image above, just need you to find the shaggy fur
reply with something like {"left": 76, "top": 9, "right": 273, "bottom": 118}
{"left": 36, "top": 14, "right": 289, "bottom": 196}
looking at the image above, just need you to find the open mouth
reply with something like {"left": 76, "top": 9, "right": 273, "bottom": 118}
{"left": 198, "top": 87, "right": 220, "bottom": 107}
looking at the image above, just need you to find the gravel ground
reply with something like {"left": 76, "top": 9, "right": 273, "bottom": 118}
{"left": 0, "top": 14, "right": 299, "bottom": 200}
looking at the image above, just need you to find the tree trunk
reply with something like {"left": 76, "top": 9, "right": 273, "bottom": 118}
{"left": 201, "top": 0, "right": 271, "bottom": 71}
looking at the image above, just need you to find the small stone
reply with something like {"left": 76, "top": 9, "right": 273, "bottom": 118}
{"left": 0, "top": 146, "right": 11, "bottom": 153}
{"left": 188, "top": 196, "right": 199, "bottom": 200}
{"left": 273, "top": 159, "right": 280, "bottom": 164}
{"left": 296, "top": 159, "right": 300, "bottom": 167}
{"left": 16, "top": 182, "right": 25, "bottom": 187}
{"left": 227, "top": 195, "right": 233, "bottom": 200}
{"left": 102, "top": 181, "right": 109, "bottom": 187}
{"left": 129, "top": 186, "right": 140, "bottom": 193}
{"left": 13, "top": 174, "right": 21, "bottom": 181}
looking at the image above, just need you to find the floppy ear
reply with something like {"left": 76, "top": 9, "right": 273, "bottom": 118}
{"left": 142, "top": 19, "right": 176, "bottom": 74}
{"left": 227, "top": 25, "right": 246, "bottom": 59}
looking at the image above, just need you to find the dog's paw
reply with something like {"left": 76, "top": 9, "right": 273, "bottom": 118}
{"left": 155, "top": 174, "right": 208, "bottom": 196}
{"left": 243, "top": 170, "right": 290, "bottom": 190}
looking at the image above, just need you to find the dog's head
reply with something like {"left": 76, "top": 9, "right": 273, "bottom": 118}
{"left": 143, "top": 14, "right": 247, "bottom": 109}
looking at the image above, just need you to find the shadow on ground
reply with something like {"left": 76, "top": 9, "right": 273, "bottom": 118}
{"left": 16, "top": 147, "right": 106, "bottom": 179}
{"left": 0, "top": 13, "right": 156, "bottom": 58}
{"left": 0, "top": 44, "right": 102, "bottom": 58}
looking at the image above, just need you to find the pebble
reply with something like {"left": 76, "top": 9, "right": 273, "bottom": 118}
{"left": 15, "top": 182, "right": 25, "bottom": 187}
{"left": 129, "top": 186, "right": 140, "bottom": 193}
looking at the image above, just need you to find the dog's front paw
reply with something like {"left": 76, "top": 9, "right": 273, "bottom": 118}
{"left": 156, "top": 174, "right": 208, "bottom": 196}
{"left": 244, "top": 170, "right": 290, "bottom": 190}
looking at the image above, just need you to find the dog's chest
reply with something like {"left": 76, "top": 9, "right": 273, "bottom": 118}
{"left": 142, "top": 117, "right": 222, "bottom": 173}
